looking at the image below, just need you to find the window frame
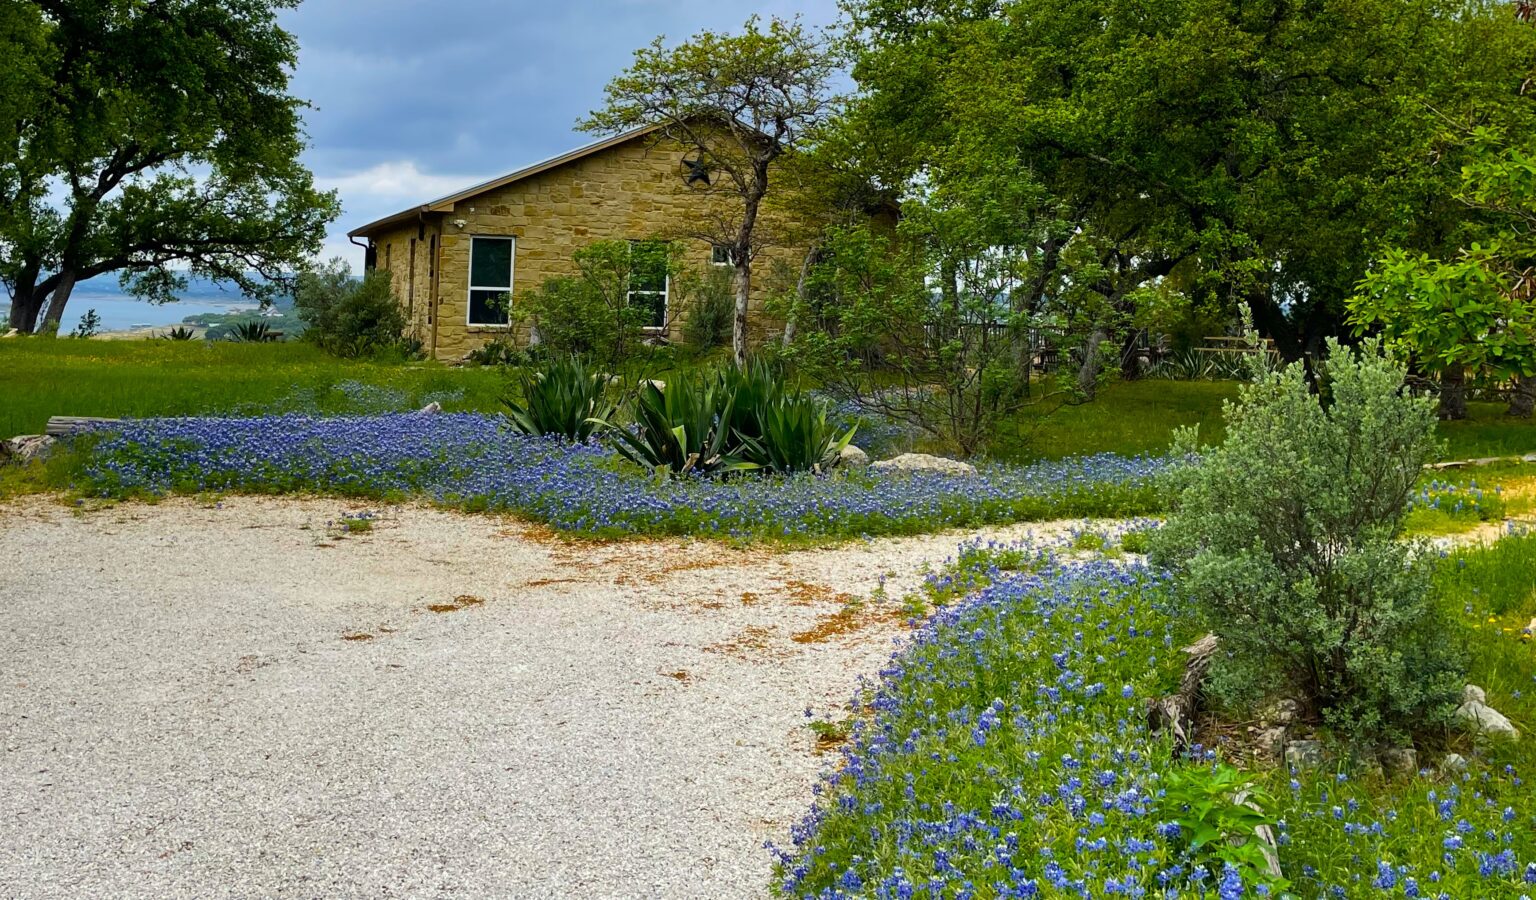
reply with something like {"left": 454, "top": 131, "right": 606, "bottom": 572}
{"left": 466, "top": 235, "right": 515, "bottom": 328}
{"left": 710, "top": 244, "right": 733, "bottom": 267}
{"left": 627, "top": 239, "right": 671, "bottom": 332}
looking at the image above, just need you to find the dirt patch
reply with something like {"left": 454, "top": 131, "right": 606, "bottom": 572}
{"left": 425, "top": 594, "right": 486, "bottom": 614}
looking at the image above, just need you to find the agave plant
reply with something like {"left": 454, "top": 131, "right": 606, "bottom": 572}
{"left": 717, "top": 359, "right": 783, "bottom": 447}
{"left": 227, "top": 321, "right": 277, "bottom": 343}
{"left": 737, "top": 394, "right": 857, "bottom": 474}
{"left": 501, "top": 355, "right": 616, "bottom": 442}
{"left": 593, "top": 373, "right": 754, "bottom": 476}
{"left": 159, "top": 326, "right": 197, "bottom": 341}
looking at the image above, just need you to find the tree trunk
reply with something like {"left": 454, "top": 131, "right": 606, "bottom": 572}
{"left": 731, "top": 256, "right": 751, "bottom": 367}
{"left": 41, "top": 270, "right": 79, "bottom": 334}
{"left": 783, "top": 245, "right": 819, "bottom": 348}
{"left": 1439, "top": 366, "right": 1468, "bottom": 421}
{"left": 1508, "top": 375, "right": 1536, "bottom": 418}
{"left": 7, "top": 264, "right": 44, "bottom": 333}
{"left": 1078, "top": 327, "right": 1107, "bottom": 399}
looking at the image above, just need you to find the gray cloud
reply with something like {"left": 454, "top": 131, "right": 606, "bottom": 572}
{"left": 279, "top": 0, "right": 843, "bottom": 263}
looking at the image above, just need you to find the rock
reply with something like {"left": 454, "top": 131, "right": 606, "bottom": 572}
{"left": 1523, "top": 453, "right": 1536, "bottom": 464}
{"left": 1441, "top": 752, "right": 1469, "bottom": 774}
{"left": 645, "top": 379, "right": 666, "bottom": 391}
{"left": 1455, "top": 689, "right": 1520, "bottom": 741}
{"left": 1284, "top": 740, "right": 1323, "bottom": 771}
{"left": 1, "top": 434, "right": 56, "bottom": 464}
{"left": 1381, "top": 747, "right": 1419, "bottom": 779}
{"left": 837, "top": 445, "right": 870, "bottom": 470}
{"left": 418, "top": 401, "right": 442, "bottom": 415}
{"left": 869, "top": 452, "right": 977, "bottom": 477}
{"left": 1, "top": 328, "right": 17, "bottom": 338}
{"left": 1252, "top": 725, "right": 1287, "bottom": 759}
{"left": 1261, "top": 698, "right": 1300, "bottom": 727}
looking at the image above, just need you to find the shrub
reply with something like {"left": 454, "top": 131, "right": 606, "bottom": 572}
{"left": 464, "top": 336, "right": 527, "bottom": 367}
{"left": 514, "top": 240, "right": 679, "bottom": 370}
{"left": 1149, "top": 337, "right": 1464, "bottom": 746}
{"left": 680, "top": 265, "right": 734, "bottom": 351}
{"left": 71, "top": 309, "right": 101, "bottom": 338}
{"left": 159, "top": 326, "right": 197, "bottom": 341}
{"left": 292, "top": 258, "right": 406, "bottom": 357}
{"left": 501, "top": 356, "right": 615, "bottom": 443}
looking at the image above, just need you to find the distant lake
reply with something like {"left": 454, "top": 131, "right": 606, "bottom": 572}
{"left": 3, "top": 275, "right": 274, "bottom": 332}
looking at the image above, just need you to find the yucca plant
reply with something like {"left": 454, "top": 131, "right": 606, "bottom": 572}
{"left": 502, "top": 355, "right": 616, "bottom": 442}
{"left": 227, "top": 321, "right": 277, "bottom": 343}
{"left": 160, "top": 326, "right": 197, "bottom": 341}
{"left": 594, "top": 373, "right": 754, "bottom": 475}
{"left": 737, "top": 394, "right": 856, "bottom": 474}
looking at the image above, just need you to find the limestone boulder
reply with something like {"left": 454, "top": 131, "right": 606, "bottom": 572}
{"left": 1455, "top": 684, "right": 1520, "bottom": 741}
{"left": 869, "top": 452, "right": 977, "bottom": 477}
{"left": 1, "top": 434, "right": 55, "bottom": 465}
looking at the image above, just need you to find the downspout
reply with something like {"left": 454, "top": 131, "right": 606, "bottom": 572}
{"left": 349, "top": 234, "right": 372, "bottom": 270}
{"left": 429, "top": 217, "right": 443, "bottom": 361}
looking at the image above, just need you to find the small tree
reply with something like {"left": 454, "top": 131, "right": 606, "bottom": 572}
{"left": 514, "top": 240, "right": 681, "bottom": 372}
{"left": 582, "top": 15, "right": 840, "bottom": 366}
{"left": 292, "top": 259, "right": 405, "bottom": 358}
{"left": 1149, "top": 338, "right": 1464, "bottom": 747}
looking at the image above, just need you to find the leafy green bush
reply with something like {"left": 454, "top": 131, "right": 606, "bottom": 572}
{"left": 680, "top": 265, "right": 734, "bottom": 351}
{"left": 464, "top": 336, "right": 528, "bottom": 367}
{"left": 292, "top": 258, "right": 407, "bottom": 358}
{"left": 1156, "top": 764, "right": 1285, "bottom": 890}
{"left": 1150, "top": 337, "right": 1464, "bottom": 746}
{"left": 514, "top": 240, "right": 678, "bottom": 369}
{"left": 501, "top": 356, "right": 616, "bottom": 443}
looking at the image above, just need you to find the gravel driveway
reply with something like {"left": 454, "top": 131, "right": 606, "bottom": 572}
{"left": 0, "top": 496, "right": 1078, "bottom": 899}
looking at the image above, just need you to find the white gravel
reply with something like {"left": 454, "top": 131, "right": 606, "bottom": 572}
{"left": 0, "top": 496, "right": 1084, "bottom": 899}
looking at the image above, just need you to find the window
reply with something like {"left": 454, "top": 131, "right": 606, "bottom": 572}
{"left": 468, "top": 236, "right": 514, "bottom": 326}
{"left": 710, "top": 244, "right": 733, "bottom": 266}
{"left": 628, "top": 240, "right": 670, "bottom": 330}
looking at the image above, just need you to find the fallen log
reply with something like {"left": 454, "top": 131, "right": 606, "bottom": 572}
{"left": 45, "top": 416, "right": 122, "bottom": 437}
{"left": 1147, "top": 633, "right": 1219, "bottom": 752}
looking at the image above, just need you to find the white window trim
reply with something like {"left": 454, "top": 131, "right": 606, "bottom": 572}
{"left": 628, "top": 273, "right": 669, "bottom": 332}
{"left": 710, "top": 244, "right": 732, "bottom": 266}
{"left": 467, "top": 235, "right": 515, "bottom": 327}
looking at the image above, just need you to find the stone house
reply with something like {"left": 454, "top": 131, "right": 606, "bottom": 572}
{"left": 347, "top": 124, "right": 807, "bottom": 360}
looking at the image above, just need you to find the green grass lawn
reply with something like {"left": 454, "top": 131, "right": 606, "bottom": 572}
{"left": 0, "top": 338, "right": 511, "bottom": 436}
{"left": 995, "top": 377, "right": 1536, "bottom": 462}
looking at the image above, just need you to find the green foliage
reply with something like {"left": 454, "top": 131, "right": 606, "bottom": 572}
{"left": 501, "top": 356, "right": 616, "bottom": 443}
{"left": 1150, "top": 338, "right": 1465, "bottom": 746}
{"left": 70, "top": 309, "right": 101, "bottom": 339}
{"left": 515, "top": 240, "right": 675, "bottom": 370}
{"left": 842, "top": 0, "right": 1536, "bottom": 357}
{"left": 227, "top": 321, "right": 278, "bottom": 343}
{"left": 597, "top": 374, "right": 752, "bottom": 476}
{"left": 780, "top": 216, "right": 1101, "bottom": 457}
{"left": 1, "top": 0, "right": 339, "bottom": 334}
{"left": 1157, "top": 765, "right": 1286, "bottom": 891}
{"left": 292, "top": 259, "right": 408, "bottom": 358}
{"left": 737, "top": 394, "right": 855, "bottom": 475}
{"left": 464, "top": 336, "right": 527, "bottom": 368}
{"left": 679, "top": 265, "right": 734, "bottom": 351}
{"left": 159, "top": 326, "right": 197, "bottom": 341}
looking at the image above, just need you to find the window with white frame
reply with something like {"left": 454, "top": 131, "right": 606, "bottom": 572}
{"left": 467, "top": 236, "right": 514, "bottom": 326}
{"left": 628, "top": 239, "right": 670, "bottom": 329}
{"left": 710, "top": 244, "right": 732, "bottom": 266}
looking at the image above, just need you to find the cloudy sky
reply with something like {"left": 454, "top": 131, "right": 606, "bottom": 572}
{"left": 281, "top": 0, "right": 842, "bottom": 267}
